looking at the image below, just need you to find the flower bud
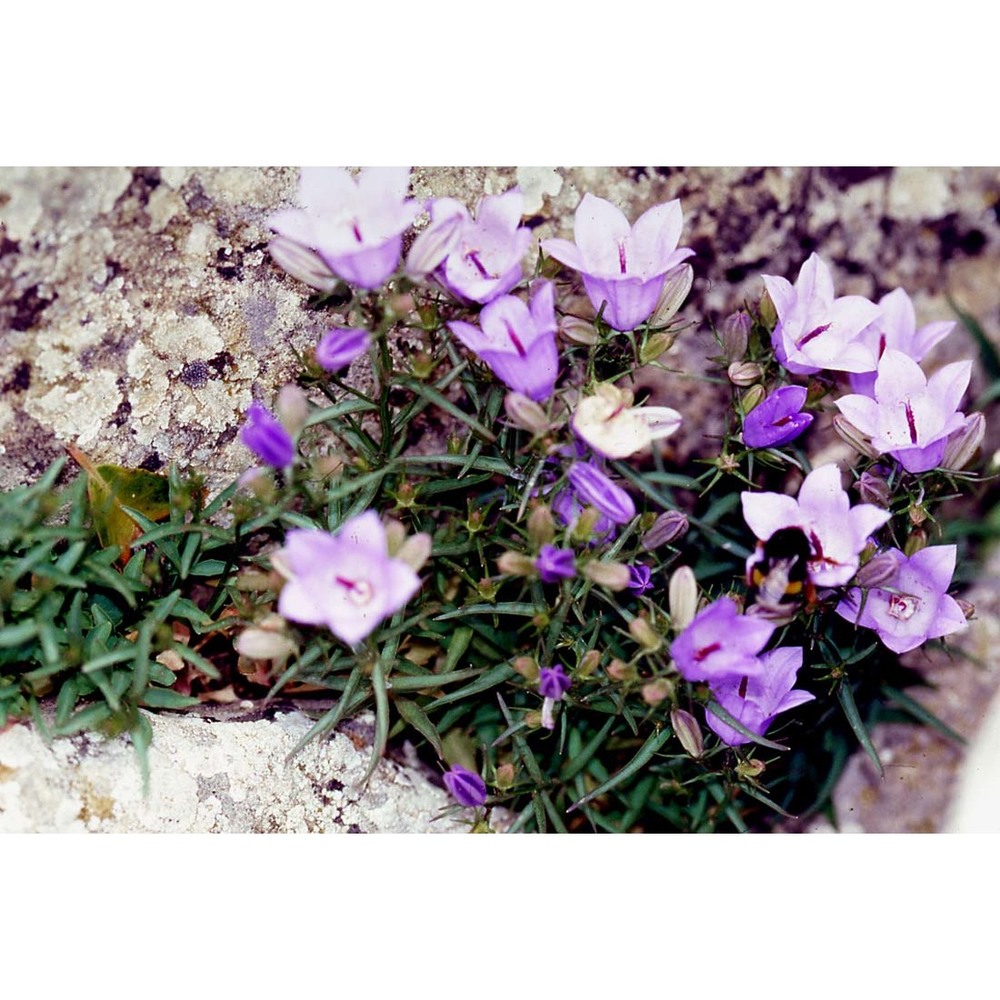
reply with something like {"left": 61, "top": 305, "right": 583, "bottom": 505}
{"left": 494, "top": 762, "right": 516, "bottom": 790}
{"left": 720, "top": 311, "right": 752, "bottom": 363}
{"left": 316, "top": 327, "right": 372, "bottom": 373}
{"left": 276, "top": 384, "right": 309, "bottom": 436}
{"left": 396, "top": 532, "right": 433, "bottom": 572}
{"left": 855, "top": 550, "right": 901, "bottom": 589}
{"left": 405, "top": 212, "right": 463, "bottom": 278}
{"left": 641, "top": 510, "right": 689, "bottom": 550}
{"left": 955, "top": 598, "right": 976, "bottom": 620}
{"left": 668, "top": 566, "right": 698, "bottom": 630}
{"left": 832, "top": 415, "right": 881, "bottom": 460}
{"left": 606, "top": 658, "right": 636, "bottom": 682}
{"left": 497, "top": 551, "right": 536, "bottom": 577}
{"left": 740, "top": 384, "right": 766, "bottom": 414}
{"left": 528, "top": 505, "right": 556, "bottom": 547}
{"left": 583, "top": 560, "right": 632, "bottom": 591}
{"left": 736, "top": 758, "right": 766, "bottom": 780}
{"left": 570, "top": 506, "right": 602, "bottom": 544}
{"left": 908, "top": 503, "right": 928, "bottom": 527}
{"left": 512, "top": 655, "right": 540, "bottom": 682}
{"left": 234, "top": 627, "right": 296, "bottom": 661}
{"left": 384, "top": 518, "right": 407, "bottom": 554}
{"left": 650, "top": 264, "right": 694, "bottom": 327}
{"left": 854, "top": 469, "right": 891, "bottom": 508}
{"left": 639, "top": 331, "right": 677, "bottom": 364}
{"left": 943, "top": 413, "right": 986, "bottom": 471}
{"left": 629, "top": 616, "right": 663, "bottom": 652}
{"left": 728, "top": 361, "right": 763, "bottom": 387}
{"left": 504, "top": 391, "right": 551, "bottom": 435}
{"left": 758, "top": 291, "right": 777, "bottom": 329}
{"left": 643, "top": 679, "right": 672, "bottom": 705}
{"left": 670, "top": 708, "right": 704, "bottom": 759}
{"left": 577, "top": 649, "right": 601, "bottom": 677}
{"left": 268, "top": 236, "right": 342, "bottom": 293}
{"left": 559, "top": 316, "right": 599, "bottom": 346}
{"left": 904, "top": 529, "right": 928, "bottom": 556}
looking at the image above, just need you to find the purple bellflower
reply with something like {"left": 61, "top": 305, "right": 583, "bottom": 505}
{"left": 566, "top": 461, "right": 636, "bottom": 525}
{"left": 274, "top": 511, "right": 421, "bottom": 647}
{"left": 447, "top": 280, "right": 559, "bottom": 401}
{"left": 670, "top": 597, "right": 776, "bottom": 684}
{"left": 834, "top": 349, "right": 975, "bottom": 474}
{"left": 551, "top": 488, "right": 617, "bottom": 544}
{"left": 241, "top": 402, "right": 295, "bottom": 469}
{"left": 316, "top": 327, "right": 372, "bottom": 372}
{"left": 541, "top": 193, "right": 694, "bottom": 332}
{"left": 268, "top": 167, "right": 420, "bottom": 289}
{"left": 535, "top": 545, "right": 576, "bottom": 583}
{"left": 627, "top": 564, "right": 654, "bottom": 597}
{"left": 706, "top": 646, "right": 815, "bottom": 747}
{"left": 443, "top": 764, "right": 488, "bottom": 809}
{"left": 741, "top": 463, "right": 891, "bottom": 588}
{"left": 762, "top": 253, "right": 881, "bottom": 375}
{"left": 539, "top": 664, "right": 572, "bottom": 730}
{"left": 742, "top": 384, "right": 814, "bottom": 449}
{"left": 835, "top": 545, "right": 968, "bottom": 653}
{"left": 409, "top": 189, "right": 532, "bottom": 304}
{"left": 849, "top": 287, "right": 956, "bottom": 396}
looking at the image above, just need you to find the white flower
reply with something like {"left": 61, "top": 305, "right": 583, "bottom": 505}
{"left": 571, "top": 383, "right": 681, "bottom": 459}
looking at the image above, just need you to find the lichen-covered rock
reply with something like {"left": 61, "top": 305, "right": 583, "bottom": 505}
{"left": 0, "top": 708, "right": 475, "bottom": 833}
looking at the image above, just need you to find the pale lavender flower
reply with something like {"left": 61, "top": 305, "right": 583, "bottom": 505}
{"left": 411, "top": 190, "right": 532, "bottom": 304}
{"left": 241, "top": 402, "right": 295, "bottom": 468}
{"left": 835, "top": 349, "right": 975, "bottom": 474}
{"left": 268, "top": 167, "right": 420, "bottom": 289}
{"left": 835, "top": 545, "right": 968, "bottom": 653}
{"left": 447, "top": 280, "right": 559, "bottom": 401}
{"left": 670, "top": 597, "right": 776, "bottom": 683}
{"left": 274, "top": 511, "right": 421, "bottom": 646}
{"left": 572, "top": 382, "right": 682, "bottom": 459}
{"left": 316, "top": 327, "right": 372, "bottom": 372}
{"left": 566, "top": 461, "right": 636, "bottom": 525}
{"left": 741, "top": 463, "right": 891, "bottom": 588}
{"left": 443, "top": 764, "right": 488, "bottom": 808}
{"left": 706, "top": 646, "right": 815, "bottom": 747}
{"left": 742, "top": 384, "right": 814, "bottom": 448}
{"left": 539, "top": 664, "right": 572, "bottom": 700}
{"left": 627, "top": 564, "right": 654, "bottom": 597}
{"left": 535, "top": 545, "right": 576, "bottom": 583}
{"left": 849, "top": 287, "right": 956, "bottom": 395}
{"left": 541, "top": 193, "right": 694, "bottom": 332}
{"left": 762, "top": 253, "right": 880, "bottom": 375}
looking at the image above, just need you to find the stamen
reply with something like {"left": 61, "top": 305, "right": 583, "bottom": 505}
{"left": 795, "top": 323, "right": 831, "bottom": 348}
{"left": 738, "top": 676, "right": 749, "bottom": 699}
{"left": 335, "top": 576, "right": 375, "bottom": 606}
{"left": 352, "top": 222, "right": 363, "bottom": 243}
{"left": 504, "top": 322, "right": 527, "bottom": 358}
{"left": 905, "top": 402, "right": 918, "bottom": 445}
{"left": 465, "top": 249, "right": 490, "bottom": 279}
{"left": 878, "top": 334, "right": 887, "bottom": 359}
{"left": 694, "top": 642, "right": 721, "bottom": 662}
{"left": 888, "top": 593, "right": 919, "bottom": 621}
{"left": 618, "top": 240, "right": 628, "bottom": 275}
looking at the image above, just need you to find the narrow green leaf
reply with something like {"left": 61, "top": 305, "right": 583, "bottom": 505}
{"left": 705, "top": 700, "right": 789, "bottom": 751}
{"left": 560, "top": 715, "right": 616, "bottom": 782}
{"left": 53, "top": 701, "right": 114, "bottom": 736}
{"left": 836, "top": 681, "right": 884, "bottom": 778}
{"left": 434, "top": 602, "right": 539, "bottom": 621}
{"left": 882, "top": 685, "right": 966, "bottom": 746}
{"left": 425, "top": 663, "right": 515, "bottom": 710}
{"left": 140, "top": 688, "right": 201, "bottom": 710}
{"left": 285, "top": 666, "right": 365, "bottom": 760}
{"left": 441, "top": 627, "right": 473, "bottom": 673}
{"left": 387, "top": 666, "right": 483, "bottom": 692}
{"left": 567, "top": 726, "right": 672, "bottom": 813}
{"left": 0, "top": 621, "right": 38, "bottom": 648}
{"left": 393, "top": 698, "right": 444, "bottom": 757}
{"left": 394, "top": 376, "right": 497, "bottom": 442}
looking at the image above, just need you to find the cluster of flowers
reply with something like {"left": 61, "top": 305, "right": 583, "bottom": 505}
{"left": 239, "top": 166, "right": 980, "bottom": 815}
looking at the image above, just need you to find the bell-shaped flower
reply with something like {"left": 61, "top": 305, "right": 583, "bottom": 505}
{"left": 670, "top": 597, "right": 776, "bottom": 684}
{"left": 447, "top": 280, "right": 559, "bottom": 401}
{"left": 410, "top": 190, "right": 532, "bottom": 304}
{"left": 241, "top": 401, "right": 295, "bottom": 469}
{"left": 268, "top": 167, "right": 420, "bottom": 289}
{"left": 706, "top": 646, "right": 815, "bottom": 747}
{"left": 572, "top": 382, "right": 682, "bottom": 459}
{"left": 316, "top": 326, "right": 372, "bottom": 372}
{"left": 541, "top": 193, "right": 694, "bottom": 332}
{"left": 741, "top": 463, "right": 891, "bottom": 588}
{"left": 762, "top": 253, "right": 880, "bottom": 375}
{"left": 742, "top": 384, "right": 814, "bottom": 449}
{"left": 566, "top": 461, "right": 636, "bottom": 525}
{"left": 835, "top": 545, "right": 967, "bottom": 653}
{"left": 835, "top": 349, "right": 974, "bottom": 474}
{"left": 535, "top": 544, "right": 576, "bottom": 584}
{"left": 274, "top": 511, "right": 421, "bottom": 647}
{"left": 849, "top": 287, "right": 956, "bottom": 395}
{"left": 443, "top": 764, "right": 488, "bottom": 808}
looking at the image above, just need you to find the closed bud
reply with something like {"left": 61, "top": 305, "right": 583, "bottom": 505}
{"left": 384, "top": 518, "right": 407, "bottom": 554}
{"left": 643, "top": 679, "right": 673, "bottom": 705}
{"left": 397, "top": 532, "right": 433, "bottom": 572}
{"left": 904, "top": 529, "right": 928, "bottom": 556}
{"left": 275, "top": 384, "right": 309, "bottom": 436}
{"left": 855, "top": 469, "right": 891, "bottom": 508}
{"left": 606, "top": 658, "right": 637, "bottom": 682}
{"left": 409, "top": 350, "right": 436, "bottom": 380}
{"left": 943, "top": 413, "right": 986, "bottom": 471}
{"left": 641, "top": 510, "right": 689, "bottom": 550}
{"left": 494, "top": 762, "right": 516, "bottom": 790}
{"left": 908, "top": 503, "right": 928, "bottom": 527}
{"left": 234, "top": 627, "right": 296, "bottom": 661}
{"left": 512, "top": 656, "right": 540, "bottom": 682}
{"left": 583, "top": 560, "right": 632, "bottom": 591}
{"left": 504, "top": 391, "right": 551, "bottom": 435}
{"left": 759, "top": 290, "right": 778, "bottom": 329}
{"left": 559, "top": 316, "right": 599, "bottom": 346}
{"left": 955, "top": 598, "right": 976, "bottom": 620}
{"left": 639, "top": 331, "right": 677, "bottom": 364}
{"left": 528, "top": 505, "right": 555, "bottom": 547}
{"left": 268, "top": 236, "right": 342, "bottom": 293}
{"left": 577, "top": 649, "right": 601, "bottom": 677}
{"left": 629, "top": 616, "right": 663, "bottom": 652}
{"left": 650, "top": 263, "right": 693, "bottom": 326}
{"left": 855, "top": 550, "right": 901, "bottom": 589}
{"left": 670, "top": 708, "right": 704, "bottom": 759}
{"left": 497, "top": 551, "right": 536, "bottom": 577}
{"left": 736, "top": 758, "right": 766, "bottom": 780}
{"left": 668, "top": 566, "right": 699, "bottom": 630}
{"left": 741, "top": 384, "right": 767, "bottom": 413}
{"left": 477, "top": 578, "right": 499, "bottom": 601}
{"left": 832, "top": 415, "right": 881, "bottom": 460}
{"left": 728, "top": 361, "right": 763, "bottom": 387}
{"left": 524, "top": 710, "right": 543, "bottom": 729}
{"left": 570, "top": 506, "right": 602, "bottom": 544}
{"left": 720, "top": 311, "right": 752, "bottom": 363}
